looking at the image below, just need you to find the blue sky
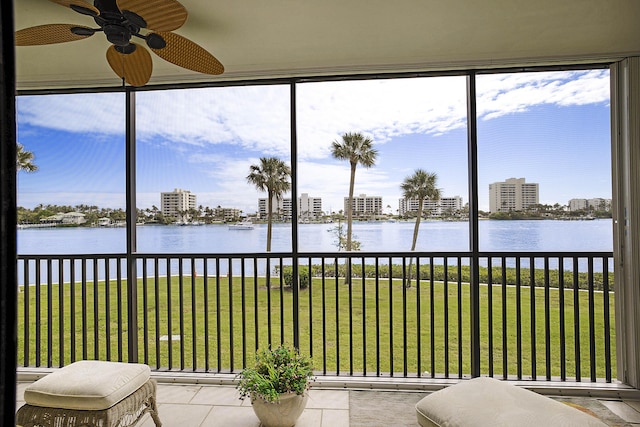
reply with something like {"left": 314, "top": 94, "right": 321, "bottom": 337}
{"left": 16, "top": 69, "right": 611, "bottom": 213}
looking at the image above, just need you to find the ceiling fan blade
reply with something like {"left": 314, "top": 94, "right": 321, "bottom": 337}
{"left": 116, "top": 0, "right": 187, "bottom": 32}
{"left": 106, "top": 43, "right": 153, "bottom": 87}
{"left": 150, "top": 32, "right": 224, "bottom": 75}
{"left": 49, "top": 0, "right": 99, "bottom": 16}
{"left": 15, "top": 24, "right": 94, "bottom": 46}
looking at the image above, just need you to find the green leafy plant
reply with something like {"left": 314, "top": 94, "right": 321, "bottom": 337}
{"left": 236, "top": 345, "right": 314, "bottom": 403}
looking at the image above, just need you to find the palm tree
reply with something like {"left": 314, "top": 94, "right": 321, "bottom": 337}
{"left": 16, "top": 143, "right": 38, "bottom": 172}
{"left": 401, "top": 169, "right": 441, "bottom": 287}
{"left": 330, "top": 132, "right": 377, "bottom": 251}
{"left": 247, "top": 157, "right": 291, "bottom": 252}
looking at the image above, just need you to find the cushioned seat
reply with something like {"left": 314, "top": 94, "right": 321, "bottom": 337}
{"left": 415, "top": 377, "right": 607, "bottom": 427}
{"left": 17, "top": 360, "right": 161, "bottom": 427}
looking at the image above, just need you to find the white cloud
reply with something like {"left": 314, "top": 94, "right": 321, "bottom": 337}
{"left": 17, "top": 70, "right": 610, "bottom": 212}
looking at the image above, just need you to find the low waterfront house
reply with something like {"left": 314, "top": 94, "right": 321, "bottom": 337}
{"left": 40, "top": 212, "right": 86, "bottom": 226}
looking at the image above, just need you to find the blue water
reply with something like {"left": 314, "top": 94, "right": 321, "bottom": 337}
{"left": 18, "top": 219, "right": 613, "bottom": 254}
{"left": 16, "top": 220, "right": 613, "bottom": 285}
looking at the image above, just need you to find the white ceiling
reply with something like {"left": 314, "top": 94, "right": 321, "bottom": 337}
{"left": 13, "top": 0, "right": 640, "bottom": 91}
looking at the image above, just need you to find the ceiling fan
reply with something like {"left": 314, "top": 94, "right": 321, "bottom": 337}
{"left": 15, "top": 0, "right": 224, "bottom": 86}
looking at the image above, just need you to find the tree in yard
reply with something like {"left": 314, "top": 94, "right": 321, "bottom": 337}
{"left": 247, "top": 157, "right": 291, "bottom": 252}
{"left": 401, "top": 169, "right": 441, "bottom": 288}
{"left": 17, "top": 143, "right": 38, "bottom": 172}
{"left": 330, "top": 132, "right": 377, "bottom": 251}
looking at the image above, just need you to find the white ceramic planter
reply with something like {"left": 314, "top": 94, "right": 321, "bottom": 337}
{"left": 251, "top": 392, "right": 309, "bottom": 427}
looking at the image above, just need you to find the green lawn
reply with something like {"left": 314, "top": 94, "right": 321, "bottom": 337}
{"left": 17, "top": 274, "right": 615, "bottom": 380}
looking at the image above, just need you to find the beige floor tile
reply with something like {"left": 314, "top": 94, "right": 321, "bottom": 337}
{"left": 624, "top": 399, "right": 640, "bottom": 413}
{"left": 152, "top": 402, "right": 213, "bottom": 427}
{"left": 157, "top": 384, "right": 202, "bottom": 404}
{"left": 199, "top": 405, "right": 260, "bottom": 427}
{"left": 321, "top": 409, "right": 350, "bottom": 427}
{"left": 600, "top": 400, "right": 640, "bottom": 423}
{"left": 306, "top": 389, "right": 350, "bottom": 410}
{"left": 294, "top": 408, "right": 323, "bottom": 427}
{"left": 190, "top": 385, "right": 244, "bottom": 406}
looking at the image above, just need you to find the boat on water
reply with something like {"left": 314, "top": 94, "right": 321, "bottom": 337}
{"left": 228, "top": 220, "right": 254, "bottom": 230}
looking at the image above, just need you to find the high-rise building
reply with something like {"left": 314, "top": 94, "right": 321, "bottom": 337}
{"left": 568, "top": 198, "right": 612, "bottom": 212}
{"left": 258, "top": 193, "right": 322, "bottom": 220}
{"left": 398, "top": 196, "right": 463, "bottom": 216}
{"left": 344, "top": 194, "right": 383, "bottom": 217}
{"left": 489, "top": 178, "right": 539, "bottom": 213}
{"left": 161, "top": 188, "right": 196, "bottom": 220}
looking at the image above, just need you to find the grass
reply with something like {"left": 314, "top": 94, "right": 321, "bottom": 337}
{"left": 17, "top": 273, "right": 615, "bottom": 380}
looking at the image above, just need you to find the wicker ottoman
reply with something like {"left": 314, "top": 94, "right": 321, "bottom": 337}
{"left": 16, "top": 360, "right": 162, "bottom": 427}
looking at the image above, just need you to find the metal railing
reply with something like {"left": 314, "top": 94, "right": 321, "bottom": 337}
{"left": 17, "top": 251, "right": 614, "bottom": 382}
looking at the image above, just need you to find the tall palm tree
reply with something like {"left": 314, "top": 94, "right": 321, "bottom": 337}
{"left": 16, "top": 143, "right": 38, "bottom": 172}
{"left": 247, "top": 157, "right": 291, "bottom": 252}
{"left": 330, "top": 132, "right": 377, "bottom": 251}
{"left": 401, "top": 169, "right": 441, "bottom": 287}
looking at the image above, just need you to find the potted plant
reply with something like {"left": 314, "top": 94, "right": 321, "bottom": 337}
{"left": 236, "top": 345, "right": 314, "bottom": 427}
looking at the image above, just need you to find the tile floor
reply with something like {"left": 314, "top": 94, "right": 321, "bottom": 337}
{"left": 15, "top": 381, "right": 640, "bottom": 426}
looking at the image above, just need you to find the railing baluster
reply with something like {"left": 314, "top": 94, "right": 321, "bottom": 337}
{"left": 487, "top": 256, "right": 493, "bottom": 377}
{"left": 416, "top": 256, "right": 421, "bottom": 377}
{"left": 544, "top": 257, "right": 551, "bottom": 380}
{"left": 58, "top": 258, "right": 64, "bottom": 366}
{"left": 228, "top": 258, "right": 234, "bottom": 371}
{"left": 573, "top": 257, "right": 581, "bottom": 381}
{"left": 93, "top": 258, "right": 99, "bottom": 360}
{"left": 334, "top": 256, "right": 340, "bottom": 375}
{"left": 429, "top": 257, "right": 435, "bottom": 379}
{"left": 515, "top": 257, "right": 522, "bottom": 380}
{"left": 154, "top": 257, "right": 161, "bottom": 370}
{"left": 529, "top": 256, "right": 536, "bottom": 380}
{"left": 105, "top": 258, "right": 111, "bottom": 361}
{"left": 203, "top": 258, "right": 210, "bottom": 372}
{"left": 375, "top": 258, "right": 380, "bottom": 376}
{"left": 142, "top": 259, "right": 149, "bottom": 365}
{"left": 192, "top": 257, "right": 198, "bottom": 371}
{"left": 603, "top": 256, "right": 612, "bottom": 383}
{"left": 215, "top": 257, "right": 221, "bottom": 372}
{"left": 403, "top": 256, "right": 408, "bottom": 377}
{"left": 321, "top": 258, "right": 327, "bottom": 375}
{"left": 117, "top": 258, "right": 123, "bottom": 362}
{"left": 47, "top": 258, "right": 52, "bottom": 367}
{"left": 389, "top": 256, "right": 395, "bottom": 376}
{"left": 457, "top": 259, "right": 462, "bottom": 378}
{"left": 240, "top": 257, "right": 246, "bottom": 367}
{"left": 81, "top": 259, "right": 87, "bottom": 361}
{"left": 166, "top": 257, "right": 173, "bottom": 370}
{"left": 559, "top": 257, "right": 566, "bottom": 381}
{"left": 444, "top": 257, "right": 449, "bottom": 378}
{"left": 501, "top": 256, "right": 507, "bottom": 379}
{"left": 588, "top": 256, "right": 596, "bottom": 382}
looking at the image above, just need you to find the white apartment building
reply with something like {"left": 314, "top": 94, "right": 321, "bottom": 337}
{"left": 398, "top": 196, "right": 463, "bottom": 216}
{"left": 161, "top": 188, "right": 196, "bottom": 220}
{"left": 344, "top": 194, "right": 383, "bottom": 217}
{"left": 489, "top": 178, "right": 539, "bottom": 213}
{"left": 214, "top": 207, "right": 242, "bottom": 221}
{"left": 258, "top": 193, "right": 322, "bottom": 220}
{"left": 568, "top": 198, "right": 612, "bottom": 212}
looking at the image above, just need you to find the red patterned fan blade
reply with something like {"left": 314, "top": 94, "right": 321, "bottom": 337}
{"left": 106, "top": 43, "right": 153, "bottom": 87}
{"left": 116, "top": 0, "right": 188, "bottom": 32}
{"left": 16, "top": 24, "right": 93, "bottom": 46}
{"left": 150, "top": 31, "right": 224, "bottom": 75}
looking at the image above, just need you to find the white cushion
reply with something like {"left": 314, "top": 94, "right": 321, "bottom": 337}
{"left": 416, "top": 377, "right": 608, "bottom": 427}
{"left": 24, "top": 360, "right": 151, "bottom": 410}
